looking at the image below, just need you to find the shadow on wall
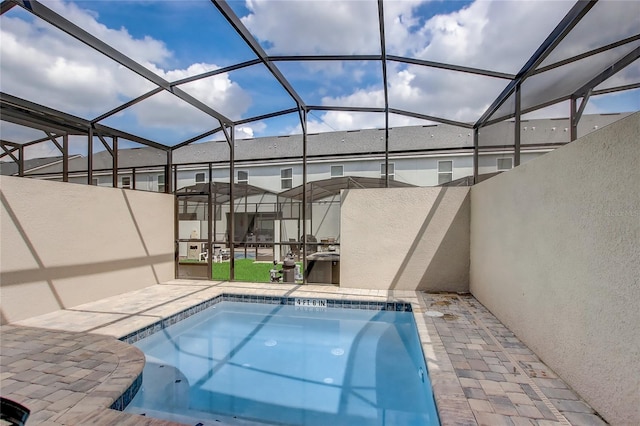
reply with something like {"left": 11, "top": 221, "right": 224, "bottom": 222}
{"left": 0, "top": 177, "right": 174, "bottom": 325}
{"left": 390, "top": 188, "right": 470, "bottom": 292}
{"left": 341, "top": 186, "right": 470, "bottom": 292}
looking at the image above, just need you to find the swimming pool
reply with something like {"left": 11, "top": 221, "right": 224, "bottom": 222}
{"left": 124, "top": 297, "right": 440, "bottom": 425}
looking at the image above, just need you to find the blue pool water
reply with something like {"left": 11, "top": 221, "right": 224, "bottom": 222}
{"left": 125, "top": 301, "right": 440, "bottom": 425}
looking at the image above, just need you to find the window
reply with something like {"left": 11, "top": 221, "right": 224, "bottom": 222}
{"left": 380, "top": 162, "right": 395, "bottom": 181}
{"left": 281, "top": 168, "right": 293, "bottom": 189}
{"left": 497, "top": 157, "right": 513, "bottom": 171}
{"left": 237, "top": 170, "right": 248, "bottom": 184}
{"left": 122, "top": 176, "right": 131, "bottom": 189}
{"left": 158, "top": 175, "right": 165, "bottom": 193}
{"left": 195, "top": 172, "right": 206, "bottom": 183}
{"left": 437, "top": 160, "right": 453, "bottom": 185}
{"left": 330, "top": 165, "right": 343, "bottom": 178}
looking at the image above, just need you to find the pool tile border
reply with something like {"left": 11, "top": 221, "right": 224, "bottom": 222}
{"left": 120, "top": 293, "right": 412, "bottom": 345}
{"left": 114, "top": 292, "right": 415, "bottom": 414}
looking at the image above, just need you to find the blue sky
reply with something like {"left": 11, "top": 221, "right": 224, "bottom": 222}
{"left": 1, "top": 0, "right": 638, "bottom": 157}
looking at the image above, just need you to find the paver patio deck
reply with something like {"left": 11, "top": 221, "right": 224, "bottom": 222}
{"left": 1, "top": 280, "right": 607, "bottom": 425}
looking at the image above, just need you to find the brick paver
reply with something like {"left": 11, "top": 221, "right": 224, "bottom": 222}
{"left": 420, "top": 293, "right": 609, "bottom": 426}
{"left": 1, "top": 282, "right": 610, "bottom": 425}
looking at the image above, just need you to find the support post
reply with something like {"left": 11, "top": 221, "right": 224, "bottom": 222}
{"left": 88, "top": 127, "right": 93, "bottom": 185}
{"left": 112, "top": 137, "right": 118, "bottom": 188}
{"left": 298, "top": 107, "right": 308, "bottom": 283}
{"left": 229, "top": 126, "right": 235, "bottom": 281}
{"left": 473, "top": 127, "right": 479, "bottom": 183}
{"left": 166, "top": 150, "right": 173, "bottom": 193}
{"left": 570, "top": 97, "right": 577, "bottom": 141}
{"left": 514, "top": 83, "right": 521, "bottom": 167}
{"left": 62, "top": 134, "right": 69, "bottom": 182}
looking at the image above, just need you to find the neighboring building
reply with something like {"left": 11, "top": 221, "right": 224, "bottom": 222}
{"left": 9, "top": 113, "right": 628, "bottom": 252}
{"left": 0, "top": 155, "right": 82, "bottom": 176}
{"left": 15, "top": 113, "right": 631, "bottom": 193}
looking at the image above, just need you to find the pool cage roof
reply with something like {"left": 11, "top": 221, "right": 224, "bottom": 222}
{"left": 1, "top": 0, "right": 639, "bottom": 184}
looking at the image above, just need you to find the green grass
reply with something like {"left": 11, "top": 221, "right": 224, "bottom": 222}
{"left": 212, "top": 259, "right": 302, "bottom": 283}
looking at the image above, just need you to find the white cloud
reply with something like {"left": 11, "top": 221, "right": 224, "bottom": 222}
{"left": 240, "top": 0, "right": 581, "bottom": 129}
{"left": 0, "top": 0, "right": 251, "bottom": 143}
{"left": 243, "top": 0, "right": 380, "bottom": 55}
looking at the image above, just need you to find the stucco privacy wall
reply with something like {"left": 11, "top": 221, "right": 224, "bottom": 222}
{"left": 341, "top": 187, "right": 469, "bottom": 291}
{"left": 0, "top": 176, "right": 175, "bottom": 324}
{"left": 470, "top": 112, "right": 640, "bottom": 425}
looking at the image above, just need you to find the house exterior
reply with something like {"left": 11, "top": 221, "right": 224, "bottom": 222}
{"left": 9, "top": 112, "right": 631, "bottom": 257}
{"left": 15, "top": 113, "right": 630, "bottom": 193}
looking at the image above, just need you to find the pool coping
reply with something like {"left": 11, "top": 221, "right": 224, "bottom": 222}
{"left": 9, "top": 282, "right": 474, "bottom": 425}
{"left": 115, "top": 290, "right": 469, "bottom": 425}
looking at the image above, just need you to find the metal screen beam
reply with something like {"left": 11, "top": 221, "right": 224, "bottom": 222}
{"left": 514, "top": 83, "right": 521, "bottom": 167}
{"left": 16, "top": 0, "right": 232, "bottom": 126}
{"left": 532, "top": 34, "right": 640, "bottom": 76}
{"left": 308, "top": 105, "right": 384, "bottom": 113}
{"left": 92, "top": 87, "right": 163, "bottom": 124}
{"left": 172, "top": 59, "right": 262, "bottom": 86}
{"left": 88, "top": 127, "right": 93, "bottom": 185}
{"left": 0, "top": 143, "right": 19, "bottom": 163}
{"left": 212, "top": 0, "right": 306, "bottom": 109}
{"left": 172, "top": 127, "right": 223, "bottom": 151}
{"left": 1, "top": 0, "right": 16, "bottom": 15}
{"left": 388, "top": 55, "right": 515, "bottom": 80}
{"left": 271, "top": 55, "right": 380, "bottom": 62}
{"left": 475, "top": 0, "right": 596, "bottom": 128}
{"left": 234, "top": 108, "right": 300, "bottom": 126}
{"left": 2, "top": 92, "right": 169, "bottom": 151}
{"left": 378, "top": 0, "right": 390, "bottom": 188}
{"left": 573, "top": 47, "right": 640, "bottom": 98}
{"left": 593, "top": 82, "right": 640, "bottom": 96}
{"left": 389, "top": 108, "right": 474, "bottom": 129}
{"left": 299, "top": 107, "right": 308, "bottom": 278}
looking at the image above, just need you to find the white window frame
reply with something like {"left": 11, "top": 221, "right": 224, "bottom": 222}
{"left": 497, "top": 157, "right": 513, "bottom": 171}
{"left": 195, "top": 172, "right": 206, "bottom": 183}
{"left": 330, "top": 165, "right": 343, "bottom": 178}
{"left": 121, "top": 176, "right": 131, "bottom": 189}
{"left": 281, "top": 168, "right": 293, "bottom": 189}
{"left": 437, "top": 160, "right": 453, "bottom": 185}
{"left": 380, "top": 162, "right": 395, "bottom": 181}
{"left": 158, "top": 174, "right": 165, "bottom": 193}
{"left": 237, "top": 170, "right": 248, "bottom": 184}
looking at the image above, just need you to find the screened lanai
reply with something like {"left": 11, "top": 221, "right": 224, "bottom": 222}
{"left": 1, "top": 0, "right": 639, "bottom": 282}
{"left": 1, "top": 2, "right": 639, "bottom": 425}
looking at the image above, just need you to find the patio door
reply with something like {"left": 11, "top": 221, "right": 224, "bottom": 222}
{"left": 176, "top": 192, "right": 211, "bottom": 279}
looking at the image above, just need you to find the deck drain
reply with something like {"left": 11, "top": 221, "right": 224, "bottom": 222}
{"left": 425, "top": 311, "right": 444, "bottom": 317}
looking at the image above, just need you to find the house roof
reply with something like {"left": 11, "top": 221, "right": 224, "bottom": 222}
{"left": 19, "top": 112, "right": 632, "bottom": 175}
{"left": 280, "top": 176, "right": 416, "bottom": 203}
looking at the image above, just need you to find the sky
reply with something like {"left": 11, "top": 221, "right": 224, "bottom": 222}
{"left": 0, "top": 0, "right": 638, "bottom": 159}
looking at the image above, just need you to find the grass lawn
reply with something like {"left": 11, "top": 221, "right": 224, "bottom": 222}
{"left": 212, "top": 259, "right": 303, "bottom": 283}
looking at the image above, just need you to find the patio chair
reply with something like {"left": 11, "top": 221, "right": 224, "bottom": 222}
{"left": 1, "top": 397, "right": 30, "bottom": 426}
{"left": 199, "top": 243, "right": 208, "bottom": 261}
{"left": 289, "top": 239, "right": 301, "bottom": 260}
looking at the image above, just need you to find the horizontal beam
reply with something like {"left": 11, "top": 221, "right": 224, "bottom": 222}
{"left": 17, "top": 0, "right": 232, "bottom": 126}
{"left": 388, "top": 55, "right": 515, "bottom": 80}
{"left": 213, "top": 0, "right": 306, "bottom": 109}
{"left": 476, "top": 0, "right": 596, "bottom": 128}
{"left": 389, "top": 108, "right": 474, "bottom": 129}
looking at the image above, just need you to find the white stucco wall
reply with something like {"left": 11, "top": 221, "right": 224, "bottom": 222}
{"left": 0, "top": 176, "right": 175, "bottom": 324}
{"left": 470, "top": 112, "right": 640, "bottom": 425}
{"left": 341, "top": 187, "right": 469, "bottom": 291}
